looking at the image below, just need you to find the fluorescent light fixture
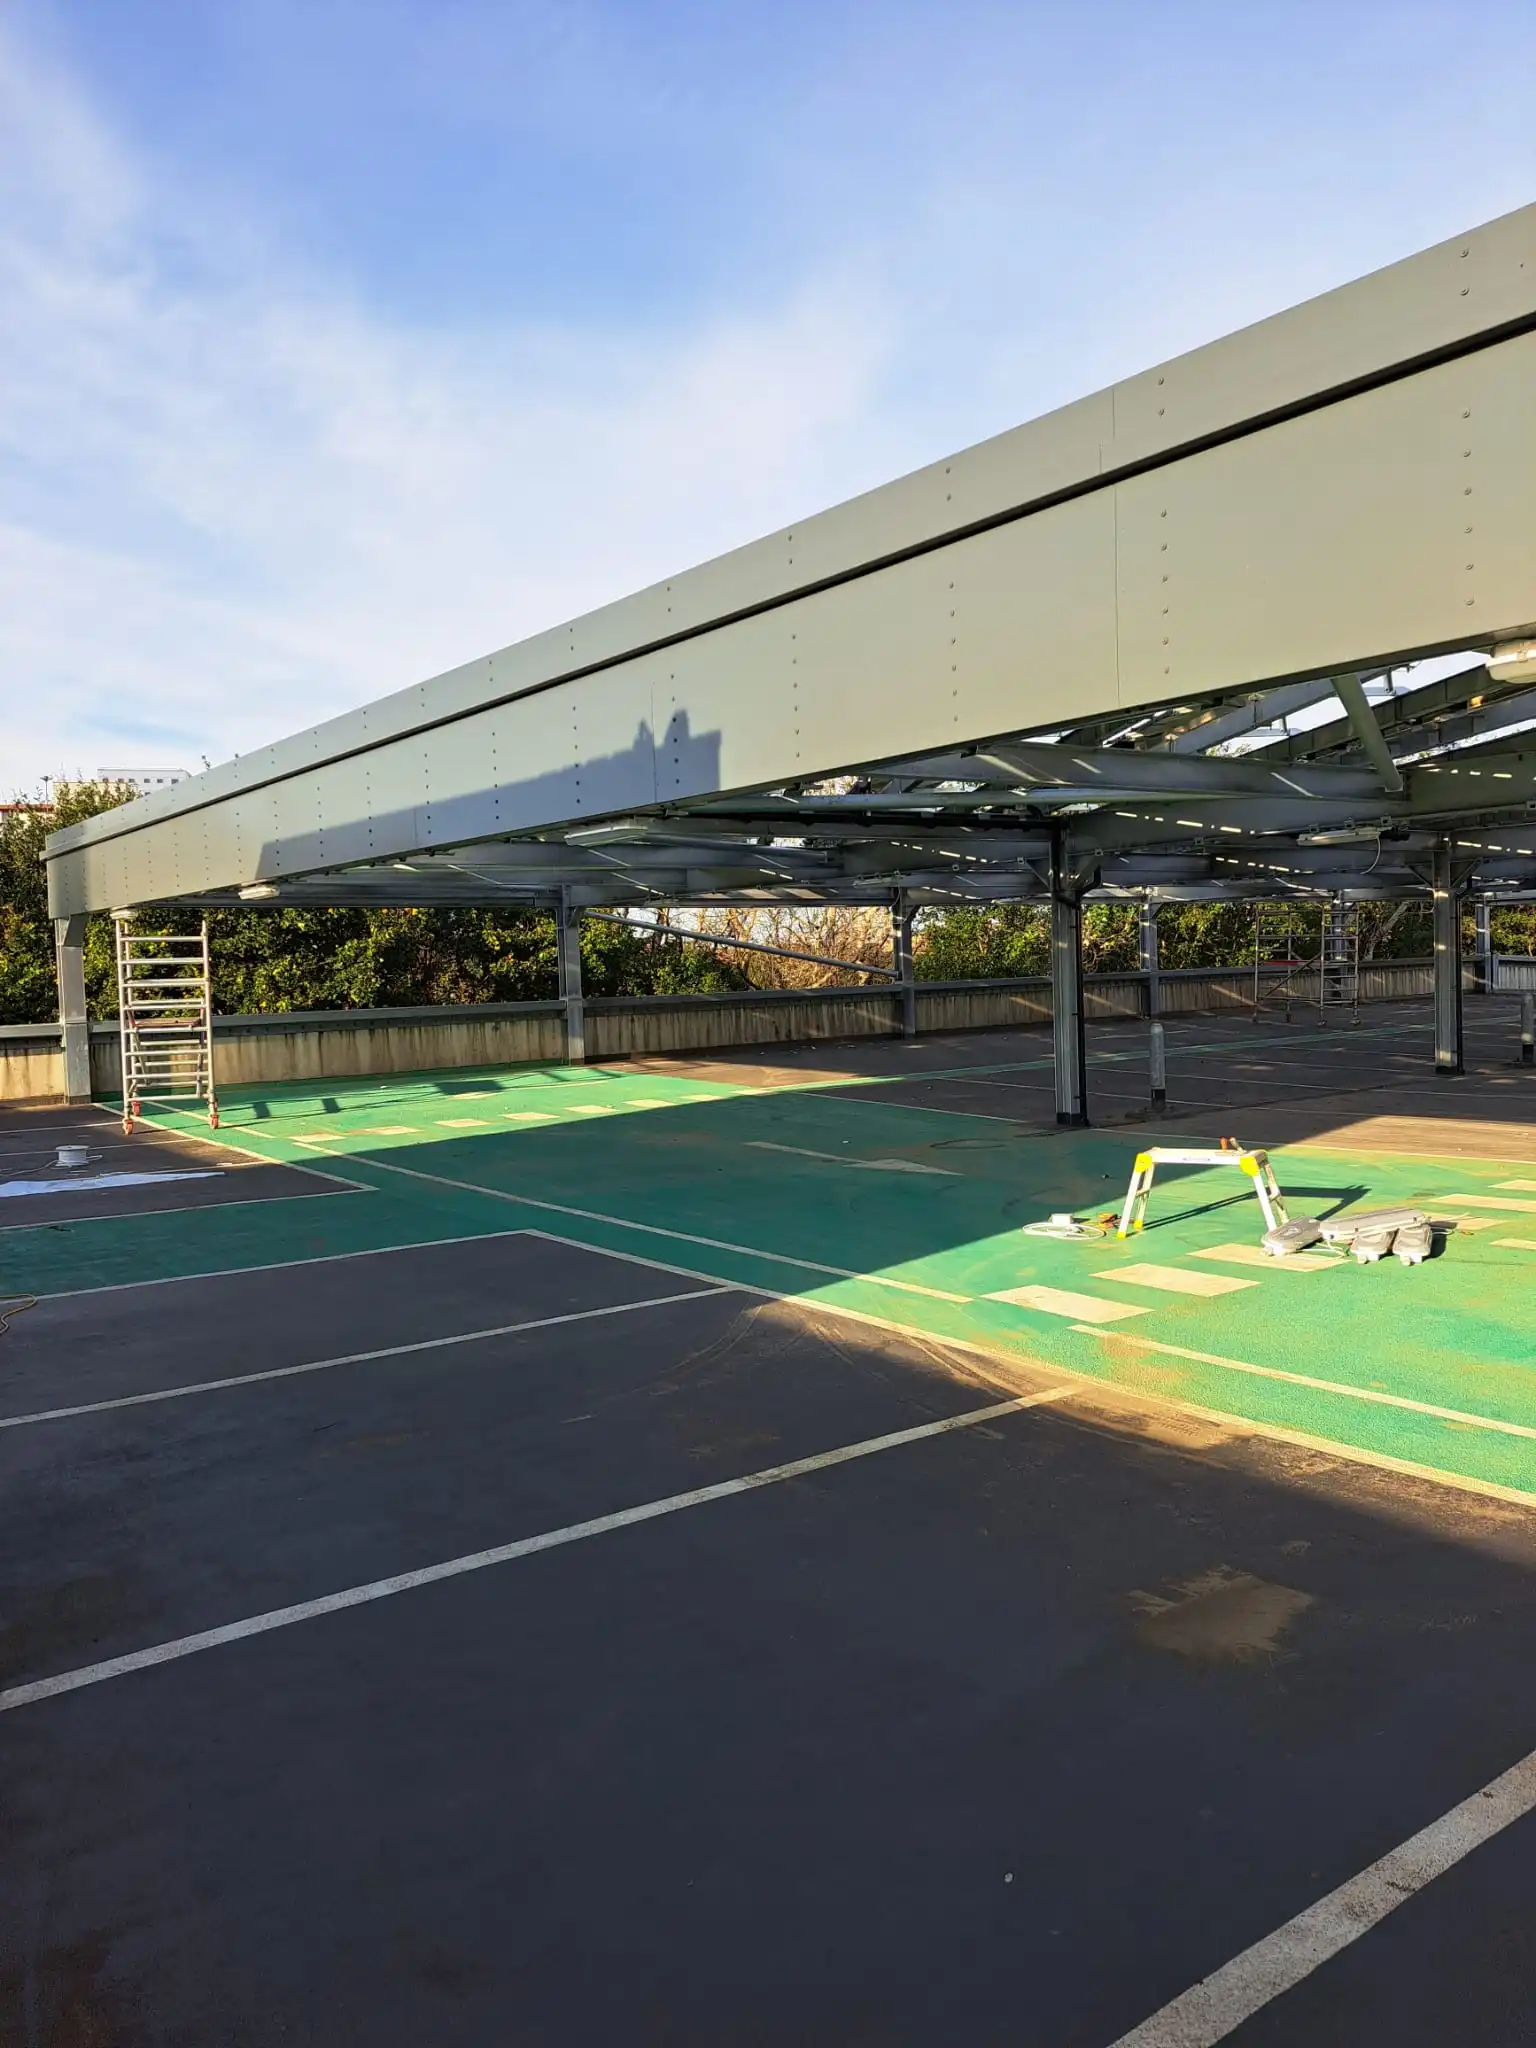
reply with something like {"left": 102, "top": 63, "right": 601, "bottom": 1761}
{"left": 1490, "top": 641, "right": 1536, "bottom": 684}
{"left": 237, "top": 882, "right": 280, "bottom": 901}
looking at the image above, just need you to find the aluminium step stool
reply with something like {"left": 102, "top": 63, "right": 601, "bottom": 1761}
{"left": 1117, "top": 1145, "right": 1288, "bottom": 1240}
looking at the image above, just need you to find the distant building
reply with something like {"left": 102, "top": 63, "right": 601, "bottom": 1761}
{"left": 97, "top": 767, "right": 190, "bottom": 796}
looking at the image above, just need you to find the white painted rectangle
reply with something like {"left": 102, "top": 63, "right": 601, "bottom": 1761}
{"left": 986, "top": 1285, "right": 1149, "bottom": 1323}
{"left": 1192, "top": 1244, "right": 1338, "bottom": 1273}
{"left": 1092, "top": 1263, "right": 1257, "bottom": 1297}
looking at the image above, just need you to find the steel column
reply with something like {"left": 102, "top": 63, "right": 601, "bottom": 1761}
{"left": 53, "top": 915, "right": 90, "bottom": 1103}
{"left": 1051, "top": 838, "right": 1088, "bottom": 1127}
{"left": 1431, "top": 840, "right": 1464, "bottom": 1076}
{"left": 892, "top": 894, "right": 917, "bottom": 1039}
{"left": 557, "top": 894, "right": 586, "bottom": 1064}
{"left": 1473, "top": 900, "right": 1492, "bottom": 993}
{"left": 1149, "top": 1019, "right": 1167, "bottom": 1110}
{"left": 1138, "top": 898, "right": 1160, "bottom": 1017}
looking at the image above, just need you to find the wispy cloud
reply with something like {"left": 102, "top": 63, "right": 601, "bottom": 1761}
{"left": 0, "top": 27, "right": 902, "bottom": 791}
{"left": 3, "top": 4, "right": 1532, "bottom": 795}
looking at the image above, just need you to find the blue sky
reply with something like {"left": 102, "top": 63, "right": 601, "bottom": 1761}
{"left": 2, "top": 1, "right": 1532, "bottom": 790}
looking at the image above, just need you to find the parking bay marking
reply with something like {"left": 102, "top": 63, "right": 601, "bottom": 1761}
{"left": 0, "top": 1289, "right": 734, "bottom": 1431}
{"left": 0, "top": 1384, "right": 1076, "bottom": 1713}
{"left": 1110, "top": 1749, "right": 1536, "bottom": 2047}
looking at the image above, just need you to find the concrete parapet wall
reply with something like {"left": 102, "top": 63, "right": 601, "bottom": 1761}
{"left": 0, "top": 957, "right": 1517, "bottom": 1103}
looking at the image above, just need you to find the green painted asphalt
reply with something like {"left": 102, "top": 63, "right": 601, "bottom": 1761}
{"left": 5, "top": 1056, "right": 1534, "bottom": 1497}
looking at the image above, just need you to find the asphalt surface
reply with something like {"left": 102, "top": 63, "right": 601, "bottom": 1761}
{"left": 6, "top": 1227, "right": 1536, "bottom": 2044}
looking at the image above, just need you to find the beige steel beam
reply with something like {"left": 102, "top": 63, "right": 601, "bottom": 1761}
{"left": 45, "top": 205, "right": 1536, "bottom": 917}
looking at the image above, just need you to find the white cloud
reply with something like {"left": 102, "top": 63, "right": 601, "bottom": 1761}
{"left": 4, "top": 10, "right": 1531, "bottom": 797}
{"left": 0, "top": 28, "right": 902, "bottom": 793}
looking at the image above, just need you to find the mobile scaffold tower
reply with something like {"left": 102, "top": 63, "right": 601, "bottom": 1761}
{"left": 114, "top": 916, "right": 218, "bottom": 1134}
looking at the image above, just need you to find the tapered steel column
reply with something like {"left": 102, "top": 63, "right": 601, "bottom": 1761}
{"left": 1138, "top": 897, "right": 1160, "bottom": 1018}
{"left": 54, "top": 914, "right": 91, "bottom": 1103}
{"left": 891, "top": 894, "right": 916, "bottom": 1039}
{"left": 1473, "top": 900, "right": 1492, "bottom": 994}
{"left": 1051, "top": 839, "right": 1088, "bottom": 1127}
{"left": 557, "top": 893, "right": 586, "bottom": 1064}
{"left": 1432, "top": 840, "right": 1463, "bottom": 1077}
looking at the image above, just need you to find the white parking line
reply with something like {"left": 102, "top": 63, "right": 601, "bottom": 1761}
{"left": 523, "top": 1231, "right": 1536, "bottom": 1513}
{"left": 1110, "top": 1747, "right": 1536, "bottom": 2046}
{"left": 276, "top": 1140, "right": 974, "bottom": 1304}
{"left": 1082, "top": 1328, "right": 1536, "bottom": 1442}
{"left": 91, "top": 1104, "right": 365, "bottom": 1190}
{"left": 0, "top": 1185, "right": 370, "bottom": 1236}
{"left": 747, "top": 1141, "right": 958, "bottom": 1177}
{"left": 0, "top": 1289, "right": 731, "bottom": 1431}
{"left": 0, "top": 1383, "right": 1075, "bottom": 1713}
{"left": 30, "top": 1227, "right": 535, "bottom": 1301}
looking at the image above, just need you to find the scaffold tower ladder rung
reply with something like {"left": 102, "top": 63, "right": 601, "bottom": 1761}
{"left": 1253, "top": 902, "right": 1306, "bottom": 1021}
{"left": 1321, "top": 896, "right": 1361, "bottom": 1023}
{"left": 114, "top": 916, "right": 219, "bottom": 1134}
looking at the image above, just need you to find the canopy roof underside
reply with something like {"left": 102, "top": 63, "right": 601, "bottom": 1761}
{"left": 45, "top": 205, "right": 1536, "bottom": 918}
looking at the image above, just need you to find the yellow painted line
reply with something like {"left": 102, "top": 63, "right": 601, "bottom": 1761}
{"left": 1495, "top": 1180, "right": 1536, "bottom": 1193}
{"left": 504, "top": 1111, "right": 555, "bottom": 1123}
{"left": 436, "top": 1118, "right": 490, "bottom": 1128}
{"left": 568, "top": 1105, "right": 617, "bottom": 1117}
{"left": 1092, "top": 1263, "right": 1256, "bottom": 1298}
{"left": 626, "top": 1098, "right": 678, "bottom": 1109}
{"left": 1494, "top": 1238, "right": 1536, "bottom": 1251}
{"left": 987, "top": 1286, "right": 1149, "bottom": 1324}
{"left": 1191, "top": 1244, "right": 1338, "bottom": 1273}
{"left": 1431, "top": 1193, "right": 1536, "bottom": 1212}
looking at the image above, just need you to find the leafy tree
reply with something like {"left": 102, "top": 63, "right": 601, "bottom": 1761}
{"left": 0, "top": 780, "right": 139, "bottom": 1024}
{"left": 0, "top": 781, "right": 747, "bottom": 1023}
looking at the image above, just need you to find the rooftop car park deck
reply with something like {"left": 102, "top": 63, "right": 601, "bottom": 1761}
{"left": 3, "top": 1002, "right": 1536, "bottom": 2044}
{"left": 17, "top": 201, "right": 1536, "bottom": 2042}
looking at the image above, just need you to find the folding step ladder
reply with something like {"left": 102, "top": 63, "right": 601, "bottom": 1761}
{"left": 1117, "top": 1143, "right": 1289, "bottom": 1238}
{"left": 114, "top": 916, "right": 219, "bottom": 1134}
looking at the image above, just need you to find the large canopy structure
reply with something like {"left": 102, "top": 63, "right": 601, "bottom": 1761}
{"left": 45, "top": 203, "right": 1536, "bottom": 1113}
